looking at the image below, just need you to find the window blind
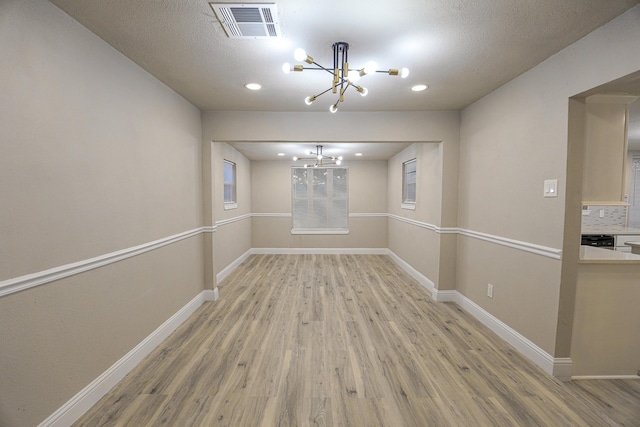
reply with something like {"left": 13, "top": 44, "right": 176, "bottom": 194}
{"left": 292, "top": 167, "right": 348, "bottom": 233}
{"left": 403, "top": 159, "right": 417, "bottom": 203}
{"left": 224, "top": 160, "right": 236, "bottom": 203}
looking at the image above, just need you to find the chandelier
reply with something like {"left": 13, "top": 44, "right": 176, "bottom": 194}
{"left": 293, "top": 145, "right": 343, "bottom": 168}
{"left": 282, "top": 41, "right": 409, "bottom": 113}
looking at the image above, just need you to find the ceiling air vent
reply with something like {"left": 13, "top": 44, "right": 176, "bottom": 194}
{"left": 210, "top": 3, "right": 281, "bottom": 39}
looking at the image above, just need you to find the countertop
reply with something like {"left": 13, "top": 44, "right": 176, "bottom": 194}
{"left": 624, "top": 241, "right": 640, "bottom": 255}
{"left": 579, "top": 245, "right": 640, "bottom": 263}
{"left": 581, "top": 225, "right": 640, "bottom": 235}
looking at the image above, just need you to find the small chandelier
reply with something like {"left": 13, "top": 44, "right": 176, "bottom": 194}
{"left": 282, "top": 41, "right": 409, "bottom": 113}
{"left": 293, "top": 145, "right": 343, "bottom": 168}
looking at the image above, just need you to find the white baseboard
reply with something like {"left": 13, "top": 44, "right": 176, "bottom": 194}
{"left": 386, "top": 253, "right": 573, "bottom": 380}
{"left": 221, "top": 248, "right": 572, "bottom": 380}
{"left": 203, "top": 287, "right": 219, "bottom": 301}
{"left": 432, "top": 289, "right": 458, "bottom": 302}
{"left": 386, "top": 250, "right": 436, "bottom": 295}
{"left": 454, "top": 293, "right": 573, "bottom": 381}
{"left": 39, "top": 289, "right": 218, "bottom": 427}
{"left": 49, "top": 246, "right": 579, "bottom": 427}
{"left": 250, "top": 247, "right": 389, "bottom": 255}
{"left": 216, "top": 249, "right": 252, "bottom": 284}
{"left": 220, "top": 250, "right": 575, "bottom": 380}
{"left": 551, "top": 358, "right": 574, "bottom": 381}
{"left": 572, "top": 375, "right": 640, "bottom": 380}
{"left": 384, "top": 251, "right": 457, "bottom": 303}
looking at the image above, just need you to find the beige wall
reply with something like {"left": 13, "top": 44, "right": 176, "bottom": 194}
{"left": 572, "top": 264, "right": 640, "bottom": 376}
{"left": 458, "top": 6, "right": 640, "bottom": 358}
{"left": 3, "top": 4, "right": 639, "bottom": 425}
{"left": 251, "top": 160, "right": 294, "bottom": 214}
{"left": 201, "top": 111, "right": 460, "bottom": 286}
{"left": 582, "top": 97, "right": 630, "bottom": 202}
{"left": 0, "top": 1, "right": 204, "bottom": 425}
{"left": 209, "top": 143, "right": 252, "bottom": 278}
{"left": 201, "top": 111, "right": 460, "bottom": 143}
{"left": 388, "top": 144, "right": 443, "bottom": 223}
{"left": 387, "top": 143, "right": 454, "bottom": 288}
{"left": 456, "top": 237, "right": 562, "bottom": 353}
{"left": 251, "top": 159, "right": 388, "bottom": 248}
{"left": 214, "top": 143, "right": 252, "bottom": 222}
{"left": 1, "top": 238, "right": 204, "bottom": 425}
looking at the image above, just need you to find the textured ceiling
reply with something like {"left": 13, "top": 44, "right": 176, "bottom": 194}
{"left": 48, "top": 0, "right": 639, "bottom": 113}
{"left": 47, "top": 1, "right": 640, "bottom": 159}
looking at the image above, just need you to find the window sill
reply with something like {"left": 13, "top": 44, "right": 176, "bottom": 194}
{"left": 224, "top": 203, "right": 238, "bottom": 210}
{"left": 291, "top": 228, "right": 349, "bottom": 235}
{"left": 401, "top": 203, "right": 416, "bottom": 210}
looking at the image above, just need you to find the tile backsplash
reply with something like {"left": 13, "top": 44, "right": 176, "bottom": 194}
{"left": 582, "top": 205, "right": 628, "bottom": 227}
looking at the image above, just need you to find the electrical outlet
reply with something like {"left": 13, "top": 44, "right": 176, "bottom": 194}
{"left": 487, "top": 283, "right": 494, "bottom": 298}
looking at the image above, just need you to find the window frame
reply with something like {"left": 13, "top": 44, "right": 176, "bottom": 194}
{"left": 223, "top": 159, "right": 237, "bottom": 210}
{"left": 402, "top": 158, "right": 417, "bottom": 210}
{"left": 291, "top": 166, "right": 349, "bottom": 235}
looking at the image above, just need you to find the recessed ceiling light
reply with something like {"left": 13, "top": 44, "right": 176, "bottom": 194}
{"left": 411, "top": 84, "right": 428, "bottom": 92}
{"left": 244, "top": 83, "right": 262, "bottom": 90}
{"left": 355, "top": 153, "right": 363, "bottom": 157}
{"left": 277, "top": 153, "right": 285, "bottom": 156}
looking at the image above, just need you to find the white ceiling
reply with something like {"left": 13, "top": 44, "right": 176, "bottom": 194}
{"left": 47, "top": 0, "right": 640, "bottom": 159}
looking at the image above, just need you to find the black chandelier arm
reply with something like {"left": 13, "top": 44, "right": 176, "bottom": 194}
{"left": 285, "top": 42, "right": 405, "bottom": 112}
{"left": 304, "top": 66, "right": 391, "bottom": 74}
{"left": 299, "top": 62, "right": 336, "bottom": 75}
{"left": 310, "top": 86, "right": 336, "bottom": 99}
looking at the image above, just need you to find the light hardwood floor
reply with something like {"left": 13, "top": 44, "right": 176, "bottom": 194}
{"left": 74, "top": 254, "right": 640, "bottom": 426}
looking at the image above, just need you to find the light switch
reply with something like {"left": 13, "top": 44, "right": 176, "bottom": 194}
{"left": 544, "top": 179, "right": 558, "bottom": 198}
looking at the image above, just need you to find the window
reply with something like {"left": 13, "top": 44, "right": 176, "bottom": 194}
{"left": 223, "top": 160, "right": 237, "bottom": 209}
{"left": 402, "top": 159, "right": 417, "bottom": 209}
{"left": 292, "top": 167, "right": 348, "bottom": 234}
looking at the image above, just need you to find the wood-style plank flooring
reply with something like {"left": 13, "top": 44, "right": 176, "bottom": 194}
{"left": 74, "top": 254, "right": 640, "bottom": 426}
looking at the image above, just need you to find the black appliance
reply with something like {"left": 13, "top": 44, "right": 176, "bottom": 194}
{"left": 581, "top": 234, "right": 615, "bottom": 248}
